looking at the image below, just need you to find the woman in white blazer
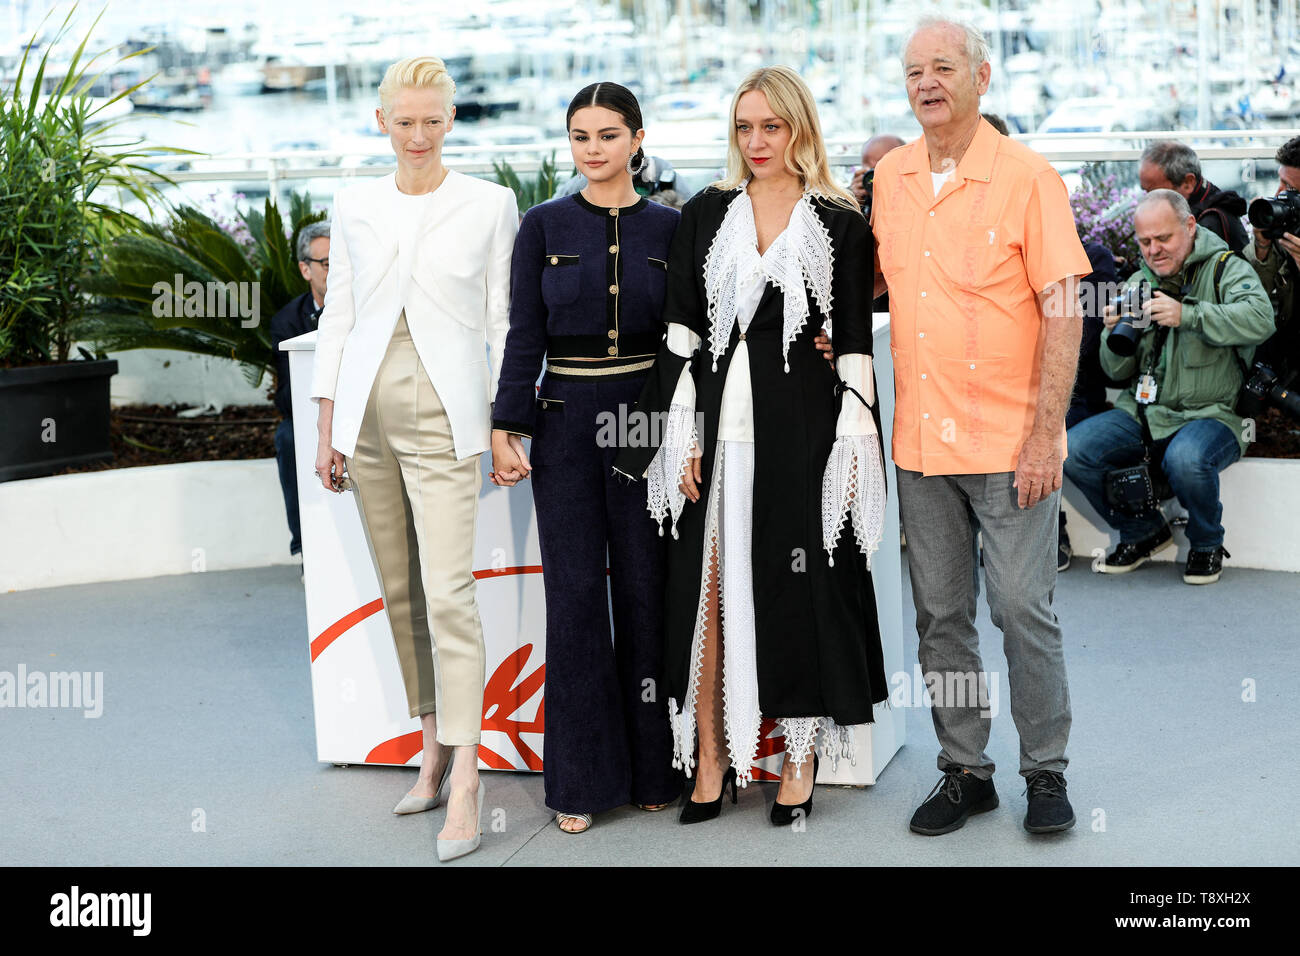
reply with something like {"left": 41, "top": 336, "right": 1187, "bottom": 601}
{"left": 310, "top": 56, "right": 518, "bottom": 862}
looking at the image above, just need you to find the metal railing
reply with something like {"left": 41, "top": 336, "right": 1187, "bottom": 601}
{"left": 130, "top": 128, "right": 1300, "bottom": 212}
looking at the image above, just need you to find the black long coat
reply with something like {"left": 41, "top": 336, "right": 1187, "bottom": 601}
{"left": 615, "top": 186, "right": 888, "bottom": 726}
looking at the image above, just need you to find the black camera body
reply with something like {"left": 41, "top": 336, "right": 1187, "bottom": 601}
{"left": 1248, "top": 189, "right": 1300, "bottom": 241}
{"left": 1243, "top": 362, "right": 1300, "bottom": 420}
{"left": 858, "top": 167, "right": 874, "bottom": 215}
{"left": 1106, "top": 280, "right": 1153, "bottom": 356}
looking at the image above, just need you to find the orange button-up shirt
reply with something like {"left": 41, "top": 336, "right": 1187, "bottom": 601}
{"left": 871, "top": 117, "right": 1091, "bottom": 476}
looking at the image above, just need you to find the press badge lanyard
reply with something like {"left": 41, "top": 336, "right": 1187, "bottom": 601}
{"left": 1134, "top": 327, "right": 1169, "bottom": 406}
{"left": 1134, "top": 266, "right": 1201, "bottom": 407}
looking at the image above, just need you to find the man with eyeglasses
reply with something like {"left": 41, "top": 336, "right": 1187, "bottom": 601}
{"left": 271, "top": 221, "right": 331, "bottom": 560}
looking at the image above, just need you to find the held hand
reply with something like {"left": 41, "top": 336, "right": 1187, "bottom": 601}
{"left": 1146, "top": 291, "right": 1183, "bottom": 328}
{"left": 678, "top": 441, "right": 703, "bottom": 504}
{"left": 1102, "top": 303, "right": 1119, "bottom": 331}
{"left": 850, "top": 167, "right": 868, "bottom": 204}
{"left": 313, "top": 399, "right": 347, "bottom": 492}
{"left": 314, "top": 439, "right": 347, "bottom": 493}
{"left": 814, "top": 330, "right": 836, "bottom": 363}
{"left": 490, "top": 430, "right": 531, "bottom": 486}
{"left": 1013, "top": 431, "right": 1063, "bottom": 510}
{"left": 1278, "top": 231, "right": 1300, "bottom": 270}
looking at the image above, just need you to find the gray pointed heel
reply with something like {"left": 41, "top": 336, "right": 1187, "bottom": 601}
{"left": 436, "top": 781, "right": 486, "bottom": 862}
{"left": 392, "top": 752, "right": 453, "bottom": 815}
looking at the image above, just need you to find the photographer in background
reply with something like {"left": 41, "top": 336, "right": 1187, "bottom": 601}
{"left": 851, "top": 134, "right": 905, "bottom": 312}
{"left": 1243, "top": 136, "right": 1300, "bottom": 419}
{"left": 1139, "top": 140, "right": 1250, "bottom": 253}
{"left": 1057, "top": 239, "right": 1122, "bottom": 570}
{"left": 1062, "top": 190, "right": 1273, "bottom": 585}
{"left": 849, "top": 133, "right": 905, "bottom": 212}
{"left": 270, "top": 221, "right": 330, "bottom": 560}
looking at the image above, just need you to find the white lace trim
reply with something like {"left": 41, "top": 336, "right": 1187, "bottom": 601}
{"left": 669, "top": 439, "right": 863, "bottom": 787}
{"left": 718, "top": 441, "right": 763, "bottom": 788}
{"left": 702, "top": 183, "right": 835, "bottom": 374}
{"left": 773, "top": 718, "right": 857, "bottom": 779}
{"left": 774, "top": 717, "right": 858, "bottom": 778}
{"left": 645, "top": 402, "right": 697, "bottom": 539}
{"left": 821, "top": 433, "right": 887, "bottom": 569}
{"left": 669, "top": 441, "right": 725, "bottom": 776}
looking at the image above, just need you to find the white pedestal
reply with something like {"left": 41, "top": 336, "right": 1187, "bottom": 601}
{"left": 283, "top": 323, "right": 905, "bottom": 783}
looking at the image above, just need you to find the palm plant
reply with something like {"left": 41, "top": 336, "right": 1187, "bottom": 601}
{"left": 493, "top": 153, "right": 561, "bottom": 215}
{"left": 0, "top": 3, "right": 190, "bottom": 367}
{"left": 76, "top": 193, "right": 327, "bottom": 387}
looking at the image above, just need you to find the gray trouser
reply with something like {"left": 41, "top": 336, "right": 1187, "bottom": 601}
{"left": 896, "top": 467, "right": 1071, "bottom": 779}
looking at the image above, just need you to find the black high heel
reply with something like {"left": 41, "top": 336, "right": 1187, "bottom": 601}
{"left": 771, "top": 754, "right": 819, "bottom": 826}
{"left": 679, "top": 765, "right": 738, "bottom": 824}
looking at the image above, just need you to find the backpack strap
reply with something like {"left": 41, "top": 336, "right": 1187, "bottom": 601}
{"left": 1209, "top": 249, "right": 1252, "bottom": 385}
{"left": 1197, "top": 206, "right": 1247, "bottom": 252}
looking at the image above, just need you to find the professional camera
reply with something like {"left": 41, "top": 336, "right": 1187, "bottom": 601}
{"left": 1106, "top": 280, "right": 1153, "bottom": 356}
{"left": 1248, "top": 189, "right": 1300, "bottom": 241}
{"left": 858, "top": 167, "right": 874, "bottom": 214}
{"left": 1242, "top": 362, "right": 1300, "bottom": 420}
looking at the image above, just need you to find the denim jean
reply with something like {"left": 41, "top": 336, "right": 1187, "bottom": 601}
{"left": 1062, "top": 408, "right": 1241, "bottom": 551}
{"left": 274, "top": 418, "right": 301, "bottom": 556}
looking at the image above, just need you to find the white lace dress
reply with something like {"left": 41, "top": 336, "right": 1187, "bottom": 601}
{"left": 643, "top": 185, "right": 886, "bottom": 786}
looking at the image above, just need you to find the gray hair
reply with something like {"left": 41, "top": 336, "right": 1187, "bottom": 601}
{"left": 296, "top": 221, "right": 330, "bottom": 263}
{"left": 1136, "top": 188, "right": 1193, "bottom": 221}
{"left": 1140, "top": 141, "right": 1202, "bottom": 189}
{"left": 901, "top": 15, "right": 991, "bottom": 82}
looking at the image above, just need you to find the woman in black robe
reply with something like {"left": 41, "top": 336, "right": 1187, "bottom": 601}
{"left": 614, "top": 66, "right": 889, "bottom": 825}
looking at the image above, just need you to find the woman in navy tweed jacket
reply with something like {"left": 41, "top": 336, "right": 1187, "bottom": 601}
{"left": 490, "top": 82, "right": 683, "bottom": 833}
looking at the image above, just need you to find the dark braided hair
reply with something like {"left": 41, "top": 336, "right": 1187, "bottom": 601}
{"left": 566, "top": 82, "right": 645, "bottom": 171}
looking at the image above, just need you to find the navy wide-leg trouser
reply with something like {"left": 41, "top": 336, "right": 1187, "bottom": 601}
{"left": 529, "top": 375, "right": 683, "bottom": 814}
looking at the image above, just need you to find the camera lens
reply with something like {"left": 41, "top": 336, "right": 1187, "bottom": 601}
{"left": 1248, "top": 196, "right": 1283, "bottom": 230}
{"left": 1106, "top": 283, "right": 1148, "bottom": 356}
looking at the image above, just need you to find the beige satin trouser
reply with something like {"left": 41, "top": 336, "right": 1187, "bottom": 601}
{"left": 345, "top": 311, "right": 485, "bottom": 744}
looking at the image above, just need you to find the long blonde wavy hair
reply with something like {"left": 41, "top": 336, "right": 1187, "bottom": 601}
{"left": 713, "top": 66, "right": 858, "bottom": 211}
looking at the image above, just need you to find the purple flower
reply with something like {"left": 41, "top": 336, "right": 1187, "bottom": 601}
{"left": 1071, "top": 169, "right": 1140, "bottom": 267}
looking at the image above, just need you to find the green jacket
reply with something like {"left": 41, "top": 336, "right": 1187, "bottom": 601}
{"left": 1245, "top": 237, "right": 1295, "bottom": 323}
{"left": 1101, "top": 227, "right": 1274, "bottom": 455}
{"left": 1244, "top": 237, "right": 1300, "bottom": 369}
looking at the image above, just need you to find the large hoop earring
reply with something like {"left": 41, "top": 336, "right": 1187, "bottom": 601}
{"left": 626, "top": 151, "right": 646, "bottom": 175}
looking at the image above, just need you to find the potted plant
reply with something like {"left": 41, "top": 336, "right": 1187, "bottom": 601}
{"left": 0, "top": 6, "right": 183, "bottom": 481}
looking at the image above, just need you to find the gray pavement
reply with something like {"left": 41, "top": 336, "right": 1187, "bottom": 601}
{"left": 2, "top": 552, "right": 1297, "bottom": 866}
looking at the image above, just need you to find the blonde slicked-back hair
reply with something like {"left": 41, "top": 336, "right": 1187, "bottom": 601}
{"left": 378, "top": 56, "right": 456, "bottom": 115}
{"left": 714, "top": 65, "right": 858, "bottom": 212}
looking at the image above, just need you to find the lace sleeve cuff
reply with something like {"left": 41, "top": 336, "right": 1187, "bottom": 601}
{"left": 646, "top": 392, "right": 698, "bottom": 539}
{"left": 822, "top": 354, "right": 885, "bottom": 568}
{"left": 821, "top": 433, "right": 886, "bottom": 568}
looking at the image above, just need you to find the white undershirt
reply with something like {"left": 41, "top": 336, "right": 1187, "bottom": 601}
{"left": 715, "top": 264, "right": 765, "bottom": 442}
{"left": 931, "top": 169, "right": 954, "bottom": 196}
{"left": 393, "top": 183, "right": 437, "bottom": 308}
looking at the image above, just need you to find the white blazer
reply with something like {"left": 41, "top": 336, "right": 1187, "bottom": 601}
{"left": 310, "top": 169, "right": 518, "bottom": 459}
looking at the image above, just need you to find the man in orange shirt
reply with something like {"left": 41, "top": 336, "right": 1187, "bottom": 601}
{"left": 871, "top": 16, "right": 1093, "bottom": 836}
